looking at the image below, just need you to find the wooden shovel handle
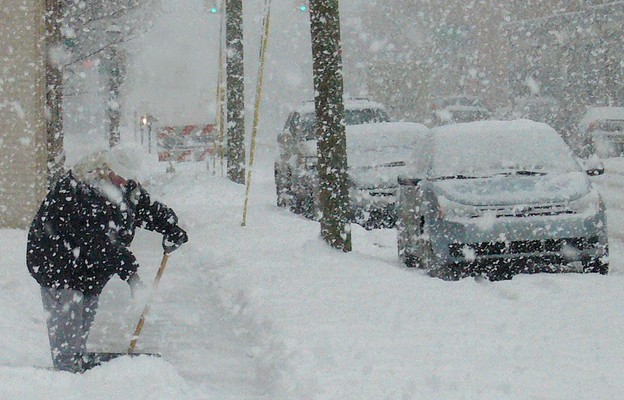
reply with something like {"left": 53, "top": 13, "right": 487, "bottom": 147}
{"left": 128, "top": 253, "right": 170, "bottom": 353}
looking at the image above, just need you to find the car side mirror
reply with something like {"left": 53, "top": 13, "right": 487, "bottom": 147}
{"left": 586, "top": 167, "right": 604, "bottom": 176}
{"left": 398, "top": 176, "right": 421, "bottom": 186}
{"left": 578, "top": 157, "right": 604, "bottom": 176}
{"left": 277, "top": 131, "right": 287, "bottom": 145}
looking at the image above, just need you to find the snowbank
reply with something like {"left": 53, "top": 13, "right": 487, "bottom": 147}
{"left": 3, "top": 145, "right": 624, "bottom": 399}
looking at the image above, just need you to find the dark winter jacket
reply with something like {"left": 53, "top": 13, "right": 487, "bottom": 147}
{"left": 27, "top": 171, "right": 180, "bottom": 295}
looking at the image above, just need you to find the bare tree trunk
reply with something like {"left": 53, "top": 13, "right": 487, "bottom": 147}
{"left": 225, "top": 0, "right": 246, "bottom": 184}
{"left": 45, "top": 0, "right": 65, "bottom": 186}
{"left": 309, "top": 0, "right": 352, "bottom": 252}
{"left": 106, "top": 46, "right": 125, "bottom": 148}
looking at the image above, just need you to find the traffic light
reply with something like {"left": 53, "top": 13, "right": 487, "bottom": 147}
{"left": 298, "top": 1, "right": 307, "bottom": 11}
{"left": 206, "top": 0, "right": 219, "bottom": 13}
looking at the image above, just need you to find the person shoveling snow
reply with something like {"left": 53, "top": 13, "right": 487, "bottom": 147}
{"left": 26, "top": 148, "right": 188, "bottom": 373}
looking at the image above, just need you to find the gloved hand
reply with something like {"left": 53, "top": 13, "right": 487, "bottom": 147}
{"left": 162, "top": 225, "right": 188, "bottom": 253}
{"left": 127, "top": 273, "right": 145, "bottom": 298}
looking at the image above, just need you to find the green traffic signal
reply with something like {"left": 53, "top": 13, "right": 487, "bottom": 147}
{"left": 299, "top": 5, "right": 307, "bottom": 11}
{"left": 210, "top": 7, "right": 218, "bottom": 13}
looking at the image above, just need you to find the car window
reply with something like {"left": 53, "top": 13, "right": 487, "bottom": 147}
{"left": 344, "top": 109, "right": 390, "bottom": 125}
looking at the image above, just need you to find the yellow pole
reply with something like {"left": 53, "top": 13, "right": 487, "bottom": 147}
{"left": 241, "top": 0, "right": 271, "bottom": 226}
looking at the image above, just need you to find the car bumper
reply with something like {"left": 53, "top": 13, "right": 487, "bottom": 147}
{"left": 350, "top": 188, "right": 397, "bottom": 228}
{"left": 429, "top": 212, "right": 608, "bottom": 277}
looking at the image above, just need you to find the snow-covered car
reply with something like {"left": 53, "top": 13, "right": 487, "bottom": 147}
{"left": 430, "top": 95, "right": 492, "bottom": 126}
{"left": 347, "top": 122, "right": 429, "bottom": 228}
{"left": 291, "top": 122, "right": 428, "bottom": 229}
{"left": 396, "top": 120, "right": 609, "bottom": 280}
{"left": 579, "top": 106, "right": 624, "bottom": 158}
{"left": 274, "top": 98, "right": 390, "bottom": 211}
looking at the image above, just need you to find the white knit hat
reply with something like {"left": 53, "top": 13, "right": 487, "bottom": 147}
{"left": 72, "top": 151, "right": 112, "bottom": 181}
{"left": 72, "top": 145, "right": 141, "bottom": 181}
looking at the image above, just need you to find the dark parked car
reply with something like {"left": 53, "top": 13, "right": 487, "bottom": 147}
{"left": 430, "top": 95, "right": 492, "bottom": 126}
{"left": 274, "top": 98, "right": 390, "bottom": 212}
{"left": 289, "top": 122, "right": 428, "bottom": 229}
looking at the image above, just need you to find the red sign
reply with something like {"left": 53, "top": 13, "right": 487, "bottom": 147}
{"left": 157, "top": 124, "right": 219, "bottom": 162}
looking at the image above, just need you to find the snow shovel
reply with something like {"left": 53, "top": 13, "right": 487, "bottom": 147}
{"left": 74, "top": 252, "right": 170, "bottom": 372}
{"left": 127, "top": 237, "right": 182, "bottom": 353}
{"left": 77, "top": 351, "right": 161, "bottom": 371}
{"left": 76, "top": 241, "right": 179, "bottom": 371}
{"left": 128, "top": 250, "right": 172, "bottom": 353}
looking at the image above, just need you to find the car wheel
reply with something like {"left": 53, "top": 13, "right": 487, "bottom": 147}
{"left": 275, "top": 166, "right": 293, "bottom": 208}
{"left": 405, "top": 239, "right": 436, "bottom": 270}
{"left": 429, "top": 265, "right": 463, "bottom": 281}
{"left": 401, "top": 251, "right": 417, "bottom": 268}
{"left": 290, "top": 192, "right": 305, "bottom": 214}
{"left": 301, "top": 192, "right": 317, "bottom": 220}
{"left": 583, "top": 258, "right": 609, "bottom": 275}
{"left": 291, "top": 191, "right": 316, "bottom": 219}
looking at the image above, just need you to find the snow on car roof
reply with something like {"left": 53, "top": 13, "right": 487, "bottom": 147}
{"left": 431, "top": 119, "right": 555, "bottom": 137}
{"left": 428, "top": 120, "right": 580, "bottom": 177}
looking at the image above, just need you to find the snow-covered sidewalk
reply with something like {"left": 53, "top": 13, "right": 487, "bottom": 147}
{"left": 2, "top": 149, "right": 624, "bottom": 399}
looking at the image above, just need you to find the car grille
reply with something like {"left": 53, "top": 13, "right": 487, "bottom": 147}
{"left": 449, "top": 236, "right": 600, "bottom": 258}
{"left": 474, "top": 203, "right": 575, "bottom": 218}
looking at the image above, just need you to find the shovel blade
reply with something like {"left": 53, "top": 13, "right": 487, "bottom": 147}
{"left": 82, "top": 351, "right": 161, "bottom": 371}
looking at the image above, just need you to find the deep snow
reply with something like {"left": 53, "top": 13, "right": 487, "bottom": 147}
{"left": 3, "top": 1, "right": 624, "bottom": 398}
{"left": 2, "top": 140, "right": 624, "bottom": 399}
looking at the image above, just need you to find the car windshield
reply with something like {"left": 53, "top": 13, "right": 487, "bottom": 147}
{"left": 346, "top": 123, "right": 426, "bottom": 188}
{"left": 429, "top": 122, "right": 582, "bottom": 179}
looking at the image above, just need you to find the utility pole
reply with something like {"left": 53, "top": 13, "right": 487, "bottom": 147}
{"left": 105, "top": 26, "right": 124, "bottom": 148}
{"left": 309, "top": 0, "right": 352, "bottom": 252}
{"left": 225, "top": 0, "right": 246, "bottom": 184}
{"left": 45, "top": 0, "right": 65, "bottom": 186}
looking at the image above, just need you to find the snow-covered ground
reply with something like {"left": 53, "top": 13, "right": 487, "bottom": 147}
{"left": 2, "top": 140, "right": 624, "bottom": 399}
{"left": 5, "top": 0, "right": 624, "bottom": 397}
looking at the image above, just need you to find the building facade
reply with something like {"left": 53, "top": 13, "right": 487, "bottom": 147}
{"left": 505, "top": 1, "right": 624, "bottom": 108}
{"left": 0, "top": 0, "right": 47, "bottom": 228}
{"left": 355, "top": 0, "right": 622, "bottom": 125}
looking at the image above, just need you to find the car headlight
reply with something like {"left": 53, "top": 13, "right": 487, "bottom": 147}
{"left": 568, "top": 190, "right": 601, "bottom": 215}
{"left": 436, "top": 195, "right": 481, "bottom": 221}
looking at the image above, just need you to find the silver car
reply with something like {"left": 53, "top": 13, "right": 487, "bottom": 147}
{"left": 579, "top": 106, "right": 624, "bottom": 158}
{"left": 347, "top": 122, "right": 429, "bottom": 228}
{"left": 396, "top": 120, "right": 609, "bottom": 280}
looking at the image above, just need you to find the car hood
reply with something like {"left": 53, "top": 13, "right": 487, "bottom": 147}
{"left": 432, "top": 172, "right": 591, "bottom": 206}
{"left": 350, "top": 163, "right": 407, "bottom": 189}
